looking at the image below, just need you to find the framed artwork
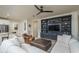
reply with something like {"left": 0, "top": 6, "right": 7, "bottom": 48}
{"left": 14, "top": 24, "right": 18, "bottom": 30}
{"left": 28, "top": 24, "right": 31, "bottom": 28}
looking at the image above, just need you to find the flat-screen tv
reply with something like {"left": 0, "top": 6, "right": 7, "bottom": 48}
{"left": 48, "top": 24, "right": 60, "bottom": 32}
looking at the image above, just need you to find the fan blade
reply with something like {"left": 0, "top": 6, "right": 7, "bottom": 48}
{"left": 36, "top": 12, "right": 41, "bottom": 15}
{"left": 43, "top": 11, "right": 53, "bottom": 12}
{"left": 34, "top": 5, "right": 40, "bottom": 11}
{"left": 40, "top": 6, "right": 43, "bottom": 9}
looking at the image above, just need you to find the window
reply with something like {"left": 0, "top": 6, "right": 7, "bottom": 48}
{"left": 0, "top": 25, "right": 9, "bottom": 33}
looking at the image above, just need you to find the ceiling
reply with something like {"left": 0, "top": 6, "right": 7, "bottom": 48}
{"left": 0, "top": 5, "right": 79, "bottom": 21}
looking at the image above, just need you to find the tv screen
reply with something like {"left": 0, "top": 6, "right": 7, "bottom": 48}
{"left": 48, "top": 25, "right": 60, "bottom": 31}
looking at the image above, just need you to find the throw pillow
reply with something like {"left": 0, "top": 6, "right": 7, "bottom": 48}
{"left": 63, "top": 34, "right": 71, "bottom": 45}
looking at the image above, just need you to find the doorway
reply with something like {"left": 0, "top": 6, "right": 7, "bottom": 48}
{"left": 32, "top": 21, "right": 38, "bottom": 37}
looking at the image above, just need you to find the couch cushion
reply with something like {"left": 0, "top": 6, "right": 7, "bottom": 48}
{"left": 9, "top": 33, "right": 16, "bottom": 39}
{"left": 17, "top": 36, "right": 25, "bottom": 44}
{"left": 0, "top": 39, "right": 27, "bottom": 53}
{"left": 51, "top": 40, "right": 70, "bottom": 53}
{"left": 69, "top": 38, "right": 79, "bottom": 53}
{"left": 9, "top": 36, "right": 21, "bottom": 47}
{"left": 7, "top": 45, "right": 26, "bottom": 53}
{"left": 51, "top": 35, "right": 70, "bottom": 53}
{"left": 21, "top": 44, "right": 46, "bottom": 53}
{"left": 69, "top": 38, "right": 77, "bottom": 44}
{"left": 0, "top": 37, "right": 2, "bottom": 45}
{"left": 63, "top": 34, "right": 71, "bottom": 45}
{"left": 9, "top": 34, "right": 24, "bottom": 45}
{"left": 0, "top": 40, "right": 14, "bottom": 53}
{"left": 57, "top": 35, "right": 63, "bottom": 42}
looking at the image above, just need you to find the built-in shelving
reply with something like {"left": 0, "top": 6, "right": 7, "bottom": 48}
{"left": 41, "top": 15, "right": 71, "bottom": 40}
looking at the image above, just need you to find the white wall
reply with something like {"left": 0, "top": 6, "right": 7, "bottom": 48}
{"left": 27, "top": 19, "right": 32, "bottom": 35}
{"left": 72, "top": 12, "right": 79, "bottom": 39}
{"left": 17, "top": 19, "right": 36, "bottom": 36}
{"left": 17, "top": 19, "right": 33, "bottom": 36}
{"left": 32, "top": 20, "right": 38, "bottom": 37}
{"left": 0, "top": 19, "right": 10, "bottom": 25}
{"left": 18, "top": 20, "right": 28, "bottom": 36}
{"left": 0, "top": 19, "right": 18, "bottom": 40}
{"left": 0, "top": 19, "right": 19, "bottom": 34}
{"left": 16, "top": 11, "right": 79, "bottom": 39}
{"left": 9, "top": 21, "right": 18, "bottom": 33}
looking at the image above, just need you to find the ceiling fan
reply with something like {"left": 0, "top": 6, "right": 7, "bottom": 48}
{"left": 34, "top": 5, "right": 53, "bottom": 16}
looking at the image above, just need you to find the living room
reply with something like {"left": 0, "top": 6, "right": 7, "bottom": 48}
{"left": 0, "top": 5, "right": 79, "bottom": 53}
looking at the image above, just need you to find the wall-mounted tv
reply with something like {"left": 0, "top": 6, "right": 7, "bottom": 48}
{"left": 48, "top": 24, "right": 60, "bottom": 32}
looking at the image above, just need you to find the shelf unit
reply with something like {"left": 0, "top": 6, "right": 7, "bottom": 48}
{"left": 41, "top": 15, "right": 71, "bottom": 40}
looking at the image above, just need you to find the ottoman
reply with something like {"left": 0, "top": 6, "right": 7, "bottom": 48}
{"left": 30, "top": 38, "right": 52, "bottom": 51}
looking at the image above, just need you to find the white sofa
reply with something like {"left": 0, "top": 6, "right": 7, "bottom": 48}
{"left": 0, "top": 37, "right": 2, "bottom": 45}
{"left": 51, "top": 35, "right": 79, "bottom": 53}
{"left": 0, "top": 34, "right": 79, "bottom": 53}
{"left": 51, "top": 35, "right": 71, "bottom": 53}
{"left": 0, "top": 38, "right": 27, "bottom": 53}
{"left": 69, "top": 38, "right": 79, "bottom": 53}
{"left": 0, "top": 36, "right": 46, "bottom": 53}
